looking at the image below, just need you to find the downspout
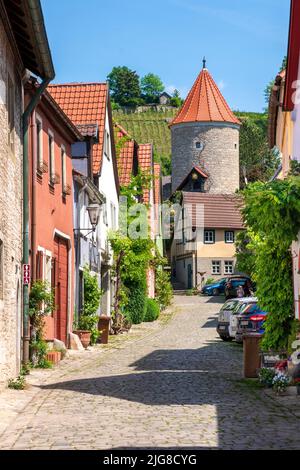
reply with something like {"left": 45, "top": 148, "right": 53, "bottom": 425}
{"left": 22, "top": 77, "right": 51, "bottom": 365}
{"left": 31, "top": 110, "right": 37, "bottom": 282}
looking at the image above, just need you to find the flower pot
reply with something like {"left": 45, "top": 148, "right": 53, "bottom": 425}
{"left": 46, "top": 351, "right": 61, "bottom": 365}
{"left": 73, "top": 330, "right": 91, "bottom": 349}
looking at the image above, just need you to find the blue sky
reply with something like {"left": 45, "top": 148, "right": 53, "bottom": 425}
{"left": 41, "top": 0, "right": 291, "bottom": 112}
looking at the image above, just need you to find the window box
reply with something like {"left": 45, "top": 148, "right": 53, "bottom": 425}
{"left": 50, "top": 172, "right": 60, "bottom": 185}
{"left": 63, "top": 184, "right": 72, "bottom": 196}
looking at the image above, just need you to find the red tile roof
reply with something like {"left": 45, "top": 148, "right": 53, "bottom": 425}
{"left": 171, "top": 68, "right": 240, "bottom": 126}
{"left": 114, "top": 123, "right": 135, "bottom": 186}
{"left": 182, "top": 192, "right": 244, "bottom": 229}
{"left": 48, "top": 83, "right": 107, "bottom": 174}
{"left": 175, "top": 166, "right": 209, "bottom": 192}
{"left": 138, "top": 144, "right": 153, "bottom": 204}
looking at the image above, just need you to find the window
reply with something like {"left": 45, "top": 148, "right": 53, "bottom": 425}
{"left": 204, "top": 230, "right": 215, "bottom": 244}
{"left": 212, "top": 261, "right": 221, "bottom": 275}
{"left": 104, "top": 131, "right": 110, "bottom": 159}
{"left": 110, "top": 202, "right": 117, "bottom": 230}
{"left": 48, "top": 131, "right": 55, "bottom": 182}
{"left": 7, "top": 74, "right": 14, "bottom": 151}
{"left": 103, "top": 202, "right": 108, "bottom": 226}
{"left": 36, "top": 115, "right": 43, "bottom": 171}
{"left": 195, "top": 141, "right": 204, "bottom": 151}
{"left": 61, "top": 145, "right": 67, "bottom": 192}
{"left": 0, "top": 240, "right": 3, "bottom": 299}
{"left": 224, "top": 261, "right": 234, "bottom": 275}
{"left": 225, "top": 231, "right": 235, "bottom": 243}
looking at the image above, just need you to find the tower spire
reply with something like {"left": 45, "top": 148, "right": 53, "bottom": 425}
{"left": 202, "top": 56, "right": 207, "bottom": 69}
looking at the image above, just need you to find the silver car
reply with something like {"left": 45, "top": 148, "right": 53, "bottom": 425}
{"left": 217, "top": 297, "right": 257, "bottom": 342}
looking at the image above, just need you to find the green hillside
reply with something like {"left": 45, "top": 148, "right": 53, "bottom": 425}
{"left": 113, "top": 108, "right": 268, "bottom": 176}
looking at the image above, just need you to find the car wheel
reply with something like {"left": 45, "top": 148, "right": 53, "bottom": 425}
{"left": 212, "top": 288, "right": 219, "bottom": 296}
{"left": 219, "top": 335, "right": 233, "bottom": 342}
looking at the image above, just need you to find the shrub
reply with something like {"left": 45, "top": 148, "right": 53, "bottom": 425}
{"left": 8, "top": 375, "right": 26, "bottom": 390}
{"left": 155, "top": 268, "right": 172, "bottom": 310}
{"left": 258, "top": 367, "right": 276, "bottom": 388}
{"left": 125, "top": 283, "right": 147, "bottom": 324}
{"left": 144, "top": 298, "right": 160, "bottom": 322}
{"left": 205, "top": 278, "right": 215, "bottom": 286}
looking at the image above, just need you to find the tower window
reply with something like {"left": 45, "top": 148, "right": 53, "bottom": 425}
{"left": 234, "top": 144, "right": 237, "bottom": 149}
{"left": 195, "top": 141, "right": 204, "bottom": 151}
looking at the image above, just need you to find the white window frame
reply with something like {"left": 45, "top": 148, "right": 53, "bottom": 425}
{"left": 48, "top": 130, "right": 55, "bottom": 182}
{"left": 36, "top": 113, "right": 43, "bottom": 170}
{"left": 204, "top": 230, "right": 215, "bottom": 244}
{"left": 61, "top": 145, "right": 67, "bottom": 192}
{"left": 212, "top": 260, "right": 221, "bottom": 275}
{"left": 110, "top": 202, "right": 116, "bottom": 230}
{"left": 225, "top": 231, "right": 235, "bottom": 244}
{"left": 224, "top": 261, "right": 234, "bottom": 275}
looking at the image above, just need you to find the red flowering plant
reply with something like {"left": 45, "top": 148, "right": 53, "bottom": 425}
{"left": 275, "top": 360, "right": 288, "bottom": 372}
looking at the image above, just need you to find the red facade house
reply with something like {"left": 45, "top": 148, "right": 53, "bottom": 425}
{"left": 26, "top": 81, "right": 82, "bottom": 346}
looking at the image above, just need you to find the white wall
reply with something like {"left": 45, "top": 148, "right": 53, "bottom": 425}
{"left": 97, "top": 108, "right": 119, "bottom": 315}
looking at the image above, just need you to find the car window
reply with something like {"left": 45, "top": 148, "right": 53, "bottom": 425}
{"left": 244, "top": 303, "right": 260, "bottom": 314}
{"left": 237, "top": 302, "right": 257, "bottom": 314}
{"left": 220, "top": 300, "right": 238, "bottom": 312}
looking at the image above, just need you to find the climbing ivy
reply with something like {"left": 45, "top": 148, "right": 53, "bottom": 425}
{"left": 239, "top": 177, "right": 300, "bottom": 351}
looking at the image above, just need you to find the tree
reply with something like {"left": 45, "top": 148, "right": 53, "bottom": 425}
{"left": 170, "top": 89, "right": 183, "bottom": 108}
{"left": 141, "top": 73, "right": 164, "bottom": 104}
{"left": 107, "top": 66, "right": 141, "bottom": 107}
{"left": 239, "top": 117, "right": 280, "bottom": 187}
{"left": 239, "top": 178, "right": 300, "bottom": 351}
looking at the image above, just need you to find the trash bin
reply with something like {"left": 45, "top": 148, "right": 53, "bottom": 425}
{"left": 243, "top": 333, "right": 262, "bottom": 378}
{"left": 98, "top": 315, "right": 110, "bottom": 344}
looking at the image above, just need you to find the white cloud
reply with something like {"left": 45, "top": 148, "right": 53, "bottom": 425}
{"left": 218, "top": 80, "right": 226, "bottom": 91}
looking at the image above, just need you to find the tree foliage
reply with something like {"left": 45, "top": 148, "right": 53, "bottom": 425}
{"left": 107, "top": 66, "right": 141, "bottom": 107}
{"left": 141, "top": 73, "right": 164, "bottom": 104}
{"left": 239, "top": 178, "right": 300, "bottom": 351}
{"left": 239, "top": 117, "right": 280, "bottom": 187}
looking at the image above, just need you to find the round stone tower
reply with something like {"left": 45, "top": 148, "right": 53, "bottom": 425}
{"left": 170, "top": 64, "right": 241, "bottom": 193}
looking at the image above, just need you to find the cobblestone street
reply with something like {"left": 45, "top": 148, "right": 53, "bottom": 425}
{"left": 0, "top": 296, "right": 299, "bottom": 450}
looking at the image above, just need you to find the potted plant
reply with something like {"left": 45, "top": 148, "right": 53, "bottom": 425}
{"left": 74, "top": 315, "right": 97, "bottom": 349}
{"left": 272, "top": 372, "right": 290, "bottom": 395}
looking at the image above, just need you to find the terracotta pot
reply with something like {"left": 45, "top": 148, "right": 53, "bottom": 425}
{"left": 73, "top": 330, "right": 91, "bottom": 349}
{"left": 46, "top": 351, "right": 61, "bottom": 365}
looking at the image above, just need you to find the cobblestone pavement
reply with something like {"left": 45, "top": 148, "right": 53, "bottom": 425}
{"left": 0, "top": 296, "right": 299, "bottom": 450}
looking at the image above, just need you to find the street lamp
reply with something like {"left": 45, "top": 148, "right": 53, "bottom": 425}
{"left": 74, "top": 203, "right": 101, "bottom": 236}
{"left": 87, "top": 204, "right": 101, "bottom": 231}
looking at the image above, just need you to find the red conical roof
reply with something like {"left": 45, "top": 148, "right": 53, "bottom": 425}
{"left": 170, "top": 67, "right": 240, "bottom": 126}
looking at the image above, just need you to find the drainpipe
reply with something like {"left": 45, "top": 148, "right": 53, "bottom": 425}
{"left": 31, "top": 110, "right": 37, "bottom": 282}
{"left": 22, "top": 77, "right": 51, "bottom": 365}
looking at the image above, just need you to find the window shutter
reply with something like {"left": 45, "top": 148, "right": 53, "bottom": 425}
{"left": 36, "top": 251, "right": 44, "bottom": 280}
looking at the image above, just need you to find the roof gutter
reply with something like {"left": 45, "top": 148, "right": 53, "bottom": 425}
{"left": 22, "top": 1, "right": 55, "bottom": 366}
{"left": 27, "top": 0, "right": 55, "bottom": 79}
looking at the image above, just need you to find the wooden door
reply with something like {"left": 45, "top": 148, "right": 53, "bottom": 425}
{"left": 53, "top": 236, "right": 69, "bottom": 345}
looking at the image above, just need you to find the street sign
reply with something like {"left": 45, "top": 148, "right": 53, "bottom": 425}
{"left": 23, "top": 264, "right": 30, "bottom": 285}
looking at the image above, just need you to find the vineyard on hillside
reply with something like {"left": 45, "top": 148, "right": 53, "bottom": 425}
{"left": 113, "top": 108, "right": 269, "bottom": 177}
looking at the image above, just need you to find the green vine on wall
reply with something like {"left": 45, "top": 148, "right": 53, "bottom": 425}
{"left": 238, "top": 177, "right": 300, "bottom": 351}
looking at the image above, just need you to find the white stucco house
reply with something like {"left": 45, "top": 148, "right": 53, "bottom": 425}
{"left": 49, "top": 83, "right": 120, "bottom": 317}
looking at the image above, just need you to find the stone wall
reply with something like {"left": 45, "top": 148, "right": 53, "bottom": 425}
{"left": 0, "top": 18, "right": 23, "bottom": 383}
{"left": 171, "top": 122, "right": 240, "bottom": 193}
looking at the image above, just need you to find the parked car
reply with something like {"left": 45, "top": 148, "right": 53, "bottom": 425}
{"left": 235, "top": 303, "right": 268, "bottom": 343}
{"left": 201, "top": 278, "right": 227, "bottom": 296}
{"left": 217, "top": 297, "right": 257, "bottom": 342}
{"left": 224, "top": 276, "right": 254, "bottom": 300}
